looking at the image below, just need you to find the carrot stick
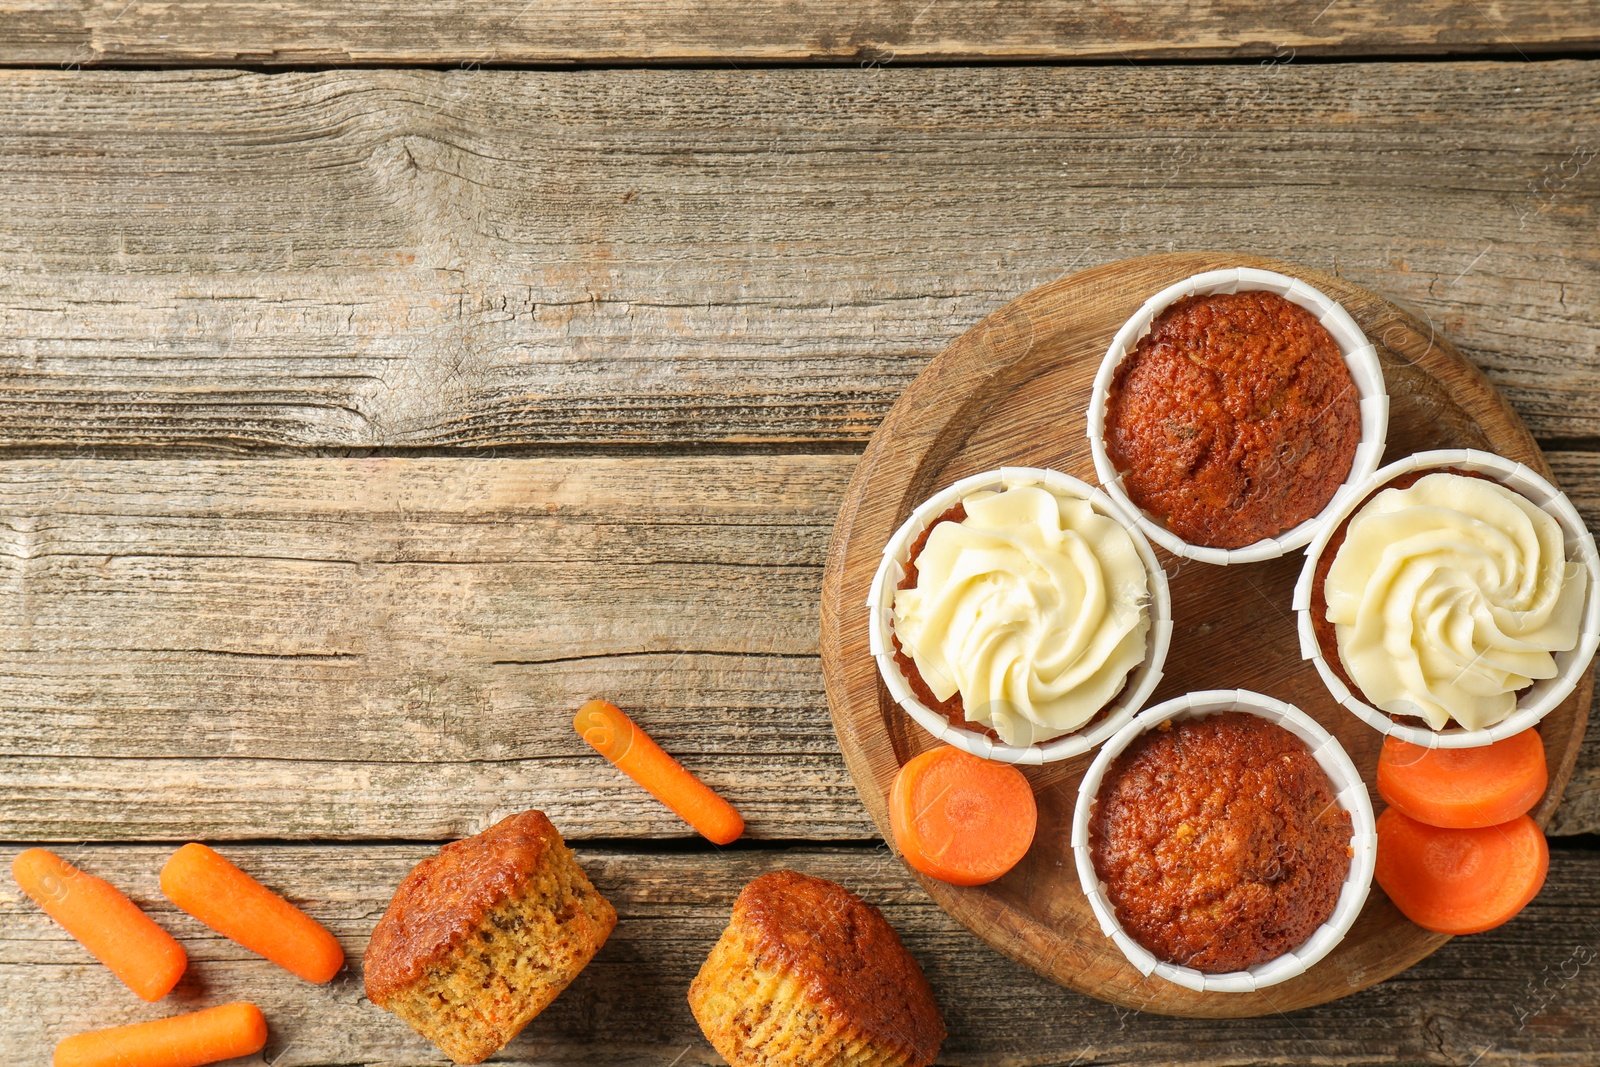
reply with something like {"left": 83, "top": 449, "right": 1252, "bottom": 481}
{"left": 889, "top": 745, "right": 1037, "bottom": 886}
{"left": 53, "top": 1001, "right": 267, "bottom": 1067}
{"left": 1377, "top": 729, "right": 1547, "bottom": 829}
{"left": 1375, "top": 808, "right": 1549, "bottom": 935}
{"left": 159, "top": 844, "right": 343, "bottom": 984}
{"left": 12, "top": 848, "right": 187, "bottom": 1002}
{"left": 574, "top": 699, "right": 745, "bottom": 845}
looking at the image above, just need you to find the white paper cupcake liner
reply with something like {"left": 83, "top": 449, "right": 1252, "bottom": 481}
{"left": 1293, "top": 448, "right": 1600, "bottom": 749}
{"left": 866, "top": 467, "right": 1174, "bottom": 765}
{"left": 1071, "top": 689, "right": 1377, "bottom": 993}
{"left": 1086, "top": 267, "right": 1390, "bottom": 565}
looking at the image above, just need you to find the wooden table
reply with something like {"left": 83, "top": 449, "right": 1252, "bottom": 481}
{"left": 2, "top": 5, "right": 1598, "bottom": 1064}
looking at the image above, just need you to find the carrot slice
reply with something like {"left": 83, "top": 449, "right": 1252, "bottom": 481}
{"left": 12, "top": 848, "right": 187, "bottom": 1002}
{"left": 160, "top": 845, "right": 344, "bottom": 984}
{"left": 575, "top": 699, "right": 745, "bottom": 845}
{"left": 1375, "top": 808, "right": 1549, "bottom": 935}
{"left": 1377, "top": 730, "right": 1548, "bottom": 829}
{"left": 53, "top": 1001, "right": 267, "bottom": 1067}
{"left": 889, "top": 745, "right": 1037, "bottom": 886}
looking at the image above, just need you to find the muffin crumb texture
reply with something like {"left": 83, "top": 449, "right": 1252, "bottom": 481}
{"left": 1090, "top": 712, "right": 1353, "bottom": 974}
{"left": 689, "top": 870, "right": 945, "bottom": 1067}
{"left": 1105, "top": 289, "right": 1361, "bottom": 548}
{"left": 363, "top": 810, "right": 617, "bottom": 1064}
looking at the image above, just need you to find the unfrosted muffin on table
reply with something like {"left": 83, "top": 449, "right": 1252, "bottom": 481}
{"left": 689, "top": 870, "right": 945, "bottom": 1067}
{"left": 363, "top": 810, "right": 616, "bottom": 1064}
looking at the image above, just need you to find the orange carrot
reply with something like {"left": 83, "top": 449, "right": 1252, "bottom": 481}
{"left": 889, "top": 745, "right": 1037, "bottom": 887}
{"left": 159, "top": 844, "right": 343, "bottom": 984}
{"left": 12, "top": 848, "right": 187, "bottom": 1002}
{"left": 53, "top": 1001, "right": 267, "bottom": 1067}
{"left": 574, "top": 699, "right": 745, "bottom": 845}
{"left": 1377, "top": 730, "right": 1547, "bottom": 829}
{"left": 1375, "top": 808, "right": 1549, "bottom": 935}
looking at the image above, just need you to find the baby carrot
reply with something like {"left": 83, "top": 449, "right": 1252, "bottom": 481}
{"left": 575, "top": 699, "right": 745, "bottom": 845}
{"left": 12, "top": 848, "right": 187, "bottom": 1002}
{"left": 54, "top": 1001, "right": 267, "bottom": 1067}
{"left": 159, "top": 844, "right": 343, "bottom": 984}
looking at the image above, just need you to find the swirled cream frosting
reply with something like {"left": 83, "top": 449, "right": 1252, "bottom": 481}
{"left": 1325, "top": 472, "right": 1588, "bottom": 732}
{"left": 892, "top": 483, "right": 1150, "bottom": 746}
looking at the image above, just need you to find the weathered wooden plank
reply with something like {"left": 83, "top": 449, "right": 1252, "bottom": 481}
{"left": 0, "top": 64, "right": 1597, "bottom": 451}
{"left": 0, "top": 456, "right": 869, "bottom": 840}
{"left": 2, "top": 843, "right": 1597, "bottom": 1065}
{"left": 3, "top": 1, "right": 1597, "bottom": 67}
{"left": 1545, "top": 452, "right": 1600, "bottom": 836}
{"left": 4, "top": 454, "right": 1600, "bottom": 839}
{"left": 0, "top": 752, "right": 872, "bottom": 843}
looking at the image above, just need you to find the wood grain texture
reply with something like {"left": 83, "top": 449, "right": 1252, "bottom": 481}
{"left": 3, "top": 451, "right": 1600, "bottom": 840}
{"left": 1545, "top": 451, "right": 1600, "bottom": 836}
{"left": 0, "top": 64, "right": 1597, "bottom": 451}
{"left": 4, "top": 1, "right": 1598, "bottom": 67}
{"left": 819, "top": 252, "right": 1592, "bottom": 1016}
{"left": 2, "top": 843, "right": 1598, "bottom": 1066}
{"left": 0, "top": 456, "right": 871, "bottom": 840}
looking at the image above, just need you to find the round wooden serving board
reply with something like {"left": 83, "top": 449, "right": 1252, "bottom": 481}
{"left": 818, "top": 251, "right": 1592, "bottom": 1018}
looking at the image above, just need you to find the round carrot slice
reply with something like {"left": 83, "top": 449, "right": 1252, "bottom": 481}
{"left": 1377, "top": 729, "right": 1547, "bottom": 829}
{"left": 1375, "top": 807, "right": 1549, "bottom": 935}
{"left": 890, "top": 745, "right": 1037, "bottom": 887}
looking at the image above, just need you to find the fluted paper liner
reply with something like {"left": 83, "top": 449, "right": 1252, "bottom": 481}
{"left": 1293, "top": 448, "right": 1600, "bottom": 749}
{"left": 1071, "top": 689, "right": 1377, "bottom": 993}
{"left": 1086, "top": 266, "right": 1389, "bottom": 565}
{"left": 866, "top": 467, "right": 1173, "bottom": 764}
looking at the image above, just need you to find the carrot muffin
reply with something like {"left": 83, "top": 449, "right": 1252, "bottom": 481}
{"left": 364, "top": 810, "right": 617, "bottom": 1064}
{"left": 1104, "top": 290, "right": 1361, "bottom": 549}
{"left": 1316, "top": 469, "right": 1588, "bottom": 732}
{"left": 689, "top": 870, "right": 945, "bottom": 1067}
{"left": 1089, "top": 713, "right": 1353, "bottom": 974}
{"left": 890, "top": 482, "right": 1150, "bottom": 747}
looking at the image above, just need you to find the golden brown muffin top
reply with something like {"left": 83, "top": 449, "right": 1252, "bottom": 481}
{"left": 1105, "top": 289, "right": 1361, "bottom": 549}
{"left": 1089, "top": 713, "right": 1353, "bottom": 973}
{"left": 732, "top": 871, "right": 945, "bottom": 1063}
{"left": 364, "top": 810, "right": 563, "bottom": 1001}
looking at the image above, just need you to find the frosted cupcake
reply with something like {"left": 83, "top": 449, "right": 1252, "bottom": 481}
{"left": 1297, "top": 449, "right": 1600, "bottom": 745}
{"left": 869, "top": 468, "right": 1171, "bottom": 762}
